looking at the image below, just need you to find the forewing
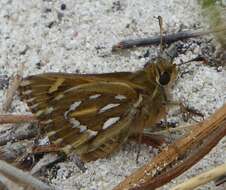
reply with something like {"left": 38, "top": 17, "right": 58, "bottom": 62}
{"left": 19, "top": 73, "right": 143, "bottom": 160}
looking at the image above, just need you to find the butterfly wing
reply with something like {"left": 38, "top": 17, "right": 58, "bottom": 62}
{"left": 19, "top": 72, "right": 144, "bottom": 161}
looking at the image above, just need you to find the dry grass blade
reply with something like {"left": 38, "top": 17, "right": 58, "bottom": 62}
{"left": 0, "top": 114, "right": 38, "bottom": 124}
{"left": 0, "top": 160, "right": 54, "bottom": 190}
{"left": 215, "top": 174, "right": 226, "bottom": 186}
{"left": 2, "top": 63, "right": 24, "bottom": 112}
{"left": 31, "top": 154, "right": 62, "bottom": 175}
{"left": 112, "top": 27, "right": 226, "bottom": 51}
{"left": 0, "top": 171, "right": 23, "bottom": 190}
{"left": 2, "top": 74, "right": 22, "bottom": 112}
{"left": 171, "top": 162, "right": 226, "bottom": 190}
{"left": 113, "top": 103, "right": 226, "bottom": 190}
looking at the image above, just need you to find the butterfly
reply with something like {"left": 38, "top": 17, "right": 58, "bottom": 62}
{"left": 19, "top": 55, "right": 177, "bottom": 162}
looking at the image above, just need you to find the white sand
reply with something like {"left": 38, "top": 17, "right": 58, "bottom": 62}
{"left": 0, "top": 0, "right": 225, "bottom": 189}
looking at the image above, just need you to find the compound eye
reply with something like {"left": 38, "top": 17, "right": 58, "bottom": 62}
{"left": 159, "top": 71, "right": 170, "bottom": 85}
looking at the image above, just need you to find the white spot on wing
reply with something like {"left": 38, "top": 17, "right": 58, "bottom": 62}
{"left": 47, "top": 131, "right": 56, "bottom": 138}
{"left": 37, "top": 107, "right": 54, "bottom": 117}
{"left": 20, "top": 80, "right": 31, "bottom": 86}
{"left": 70, "top": 101, "right": 82, "bottom": 110}
{"left": 41, "top": 119, "right": 53, "bottom": 124}
{"left": 45, "top": 107, "right": 54, "bottom": 114}
{"left": 115, "top": 95, "right": 126, "bottom": 100}
{"left": 69, "top": 118, "right": 80, "bottom": 127}
{"left": 30, "top": 103, "right": 40, "bottom": 109}
{"left": 79, "top": 125, "right": 87, "bottom": 132}
{"left": 102, "top": 117, "right": 120, "bottom": 130}
{"left": 53, "top": 138, "right": 63, "bottom": 145}
{"left": 26, "top": 97, "right": 36, "bottom": 103}
{"left": 35, "top": 110, "right": 44, "bottom": 117}
{"left": 87, "top": 129, "right": 98, "bottom": 137}
{"left": 89, "top": 94, "right": 101, "bottom": 99}
{"left": 22, "top": 90, "right": 32, "bottom": 95}
{"left": 64, "top": 101, "right": 82, "bottom": 119}
{"left": 54, "top": 94, "right": 64, "bottom": 101}
{"left": 69, "top": 118, "right": 87, "bottom": 132}
{"left": 99, "top": 103, "right": 120, "bottom": 113}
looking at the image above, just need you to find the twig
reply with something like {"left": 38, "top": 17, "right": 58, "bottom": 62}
{"left": 149, "top": 124, "right": 192, "bottom": 135}
{"left": 2, "top": 63, "right": 24, "bottom": 112}
{"left": 112, "top": 27, "right": 226, "bottom": 51}
{"left": 134, "top": 120, "right": 226, "bottom": 190}
{"left": 0, "top": 171, "right": 23, "bottom": 190}
{"left": 215, "top": 174, "right": 226, "bottom": 186}
{"left": 2, "top": 75, "right": 22, "bottom": 112}
{"left": 113, "top": 103, "right": 226, "bottom": 190}
{"left": 31, "top": 153, "right": 62, "bottom": 175}
{"left": 0, "top": 114, "right": 38, "bottom": 124}
{"left": 171, "top": 163, "right": 226, "bottom": 190}
{"left": 0, "top": 160, "right": 54, "bottom": 190}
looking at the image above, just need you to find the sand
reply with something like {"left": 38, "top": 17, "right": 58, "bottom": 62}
{"left": 0, "top": 0, "right": 225, "bottom": 189}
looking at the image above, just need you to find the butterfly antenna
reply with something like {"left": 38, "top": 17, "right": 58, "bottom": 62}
{"left": 157, "top": 16, "right": 164, "bottom": 53}
{"left": 136, "top": 132, "right": 142, "bottom": 164}
{"left": 136, "top": 111, "right": 150, "bottom": 163}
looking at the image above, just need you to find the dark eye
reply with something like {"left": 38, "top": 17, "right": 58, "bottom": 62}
{"left": 159, "top": 71, "right": 170, "bottom": 85}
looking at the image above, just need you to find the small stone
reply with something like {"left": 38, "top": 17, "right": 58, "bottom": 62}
{"left": 61, "top": 3, "right": 66, "bottom": 11}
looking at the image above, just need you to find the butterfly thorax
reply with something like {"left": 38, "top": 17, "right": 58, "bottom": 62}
{"left": 127, "top": 57, "right": 177, "bottom": 132}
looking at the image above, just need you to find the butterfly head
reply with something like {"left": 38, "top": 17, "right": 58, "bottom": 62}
{"left": 144, "top": 57, "right": 177, "bottom": 86}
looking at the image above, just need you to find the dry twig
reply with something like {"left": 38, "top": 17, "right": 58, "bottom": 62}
{"left": 31, "top": 153, "right": 61, "bottom": 175}
{"left": 0, "top": 160, "right": 54, "bottom": 190}
{"left": 0, "top": 171, "right": 23, "bottom": 190}
{"left": 215, "top": 174, "right": 226, "bottom": 186}
{"left": 171, "top": 162, "right": 226, "bottom": 190}
{"left": 112, "top": 27, "right": 226, "bottom": 51}
{"left": 113, "top": 103, "right": 226, "bottom": 190}
{"left": 0, "top": 114, "right": 38, "bottom": 125}
{"left": 2, "top": 63, "right": 24, "bottom": 112}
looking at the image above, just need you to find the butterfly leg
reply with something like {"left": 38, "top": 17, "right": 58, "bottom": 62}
{"left": 134, "top": 116, "right": 146, "bottom": 163}
{"left": 132, "top": 111, "right": 165, "bottom": 163}
{"left": 165, "top": 100, "right": 204, "bottom": 121}
{"left": 129, "top": 133, "right": 165, "bottom": 148}
{"left": 179, "top": 102, "right": 204, "bottom": 122}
